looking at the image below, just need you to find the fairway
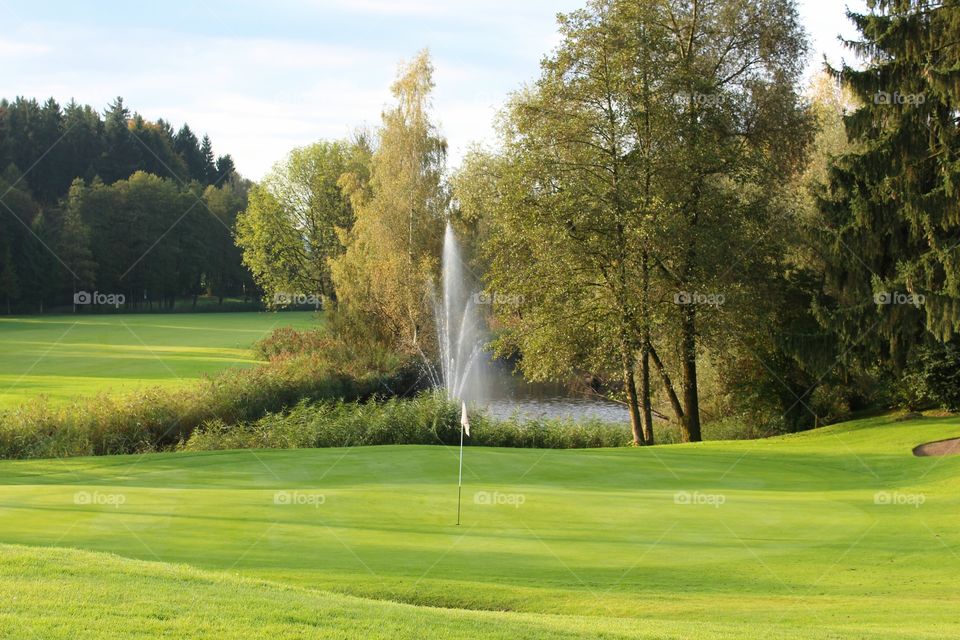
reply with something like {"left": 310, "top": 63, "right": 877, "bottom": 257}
{"left": 0, "top": 414, "right": 957, "bottom": 638}
{"left": 0, "top": 312, "right": 319, "bottom": 408}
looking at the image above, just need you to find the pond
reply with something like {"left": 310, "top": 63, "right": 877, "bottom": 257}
{"left": 479, "top": 361, "right": 631, "bottom": 423}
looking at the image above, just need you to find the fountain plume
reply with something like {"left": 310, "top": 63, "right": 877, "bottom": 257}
{"left": 432, "top": 223, "right": 487, "bottom": 404}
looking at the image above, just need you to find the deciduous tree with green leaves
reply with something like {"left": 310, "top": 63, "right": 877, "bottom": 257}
{"left": 331, "top": 50, "right": 447, "bottom": 352}
{"left": 468, "top": 0, "right": 811, "bottom": 442}
{"left": 235, "top": 140, "right": 366, "bottom": 307}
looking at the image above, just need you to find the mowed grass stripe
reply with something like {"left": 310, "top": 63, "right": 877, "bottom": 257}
{"left": 0, "top": 311, "right": 318, "bottom": 407}
{"left": 6, "top": 341, "right": 253, "bottom": 356}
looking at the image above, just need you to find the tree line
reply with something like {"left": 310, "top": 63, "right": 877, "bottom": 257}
{"left": 234, "top": 0, "right": 960, "bottom": 441}
{"left": 0, "top": 96, "right": 254, "bottom": 312}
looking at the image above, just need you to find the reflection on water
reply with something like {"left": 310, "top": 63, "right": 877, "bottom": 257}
{"left": 479, "top": 361, "right": 630, "bottom": 424}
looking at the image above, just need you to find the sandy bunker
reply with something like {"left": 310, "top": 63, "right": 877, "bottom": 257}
{"left": 913, "top": 437, "right": 960, "bottom": 457}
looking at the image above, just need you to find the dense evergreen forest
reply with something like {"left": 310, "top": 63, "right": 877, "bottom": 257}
{"left": 0, "top": 96, "right": 255, "bottom": 312}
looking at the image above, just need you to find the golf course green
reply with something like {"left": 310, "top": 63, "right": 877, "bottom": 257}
{"left": 0, "top": 312, "right": 318, "bottom": 408}
{"left": 0, "top": 413, "right": 956, "bottom": 638}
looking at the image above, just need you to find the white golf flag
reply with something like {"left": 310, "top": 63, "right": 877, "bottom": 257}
{"left": 460, "top": 401, "right": 470, "bottom": 437}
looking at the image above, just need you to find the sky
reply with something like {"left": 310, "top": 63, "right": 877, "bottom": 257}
{"left": 0, "top": 0, "right": 868, "bottom": 180}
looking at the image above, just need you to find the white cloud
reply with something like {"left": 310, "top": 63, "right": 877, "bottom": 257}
{"left": 0, "top": 38, "right": 49, "bottom": 57}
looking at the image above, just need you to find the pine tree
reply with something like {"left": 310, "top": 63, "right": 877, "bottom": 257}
{"left": 6, "top": 98, "right": 43, "bottom": 185}
{"left": 0, "top": 99, "right": 10, "bottom": 172}
{"left": 215, "top": 155, "right": 236, "bottom": 184}
{"left": 818, "top": 0, "right": 960, "bottom": 369}
{"left": 0, "top": 246, "right": 19, "bottom": 315}
{"left": 200, "top": 135, "right": 217, "bottom": 184}
{"left": 174, "top": 124, "right": 206, "bottom": 183}
{"left": 131, "top": 114, "right": 189, "bottom": 180}
{"left": 62, "top": 100, "right": 104, "bottom": 187}
{"left": 59, "top": 180, "right": 98, "bottom": 294}
{"left": 100, "top": 97, "right": 140, "bottom": 183}
{"left": 19, "top": 211, "right": 56, "bottom": 312}
{"left": 34, "top": 98, "right": 65, "bottom": 201}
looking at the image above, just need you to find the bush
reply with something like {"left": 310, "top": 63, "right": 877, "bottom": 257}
{"left": 923, "top": 353, "right": 960, "bottom": 410}
{"left": 180, "top": 392, "right": 634, "bottom": 452}
{"left": 253, "top": 322, "right": 415, "bottom": 387}
{"left": 897, "top": 341, "right": 960, "bottom": 411}
{"left": 469, "top": 412, "right": 631, "bottom": 448}
{"left": 252, "top": 326, "right": 330, "bottom": 360}
{"left": 0, "top": 328, "right": 425, "bottom": 460}
{"left": 809, "top": 384, "right": 852, "bottom": 425}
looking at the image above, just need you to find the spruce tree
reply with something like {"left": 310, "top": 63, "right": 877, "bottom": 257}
{"left": 174, "top": 124, "right": 206, "bottom": 183}
{"left": 100, "top": 97, "right": 140, "bottom": 183}
{"left": 817, "top": 0, "right": 960, "bottom": 369}
{"left": 200, "top": 135, "right": 217, "bottom": 184}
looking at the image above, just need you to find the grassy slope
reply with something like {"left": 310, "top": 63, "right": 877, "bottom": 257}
{"left": 0, "top": 544, "right": 710, "bottom": 640}
{"left": 0, "top": 414, "right": 958, "bottom": 638}
{"left": 0, "top": 312, "right": 318, "bottom": 408}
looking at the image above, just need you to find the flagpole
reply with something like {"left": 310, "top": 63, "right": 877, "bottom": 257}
{"left": 456, "top": 415, "right": 464, "bottom": 526}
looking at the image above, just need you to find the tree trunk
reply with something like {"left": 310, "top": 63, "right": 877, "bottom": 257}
{"left": 680, "top": 304, "right": 702, "bottom": 442}
{"left": 648, "top": 342, "right": 684, "bottom": 426}
{"left": 638, "top": 342, "right": 654, "bottom": 445}
{"left": 638, "top": 252, "right": 654, "bottom": 445}
{"left": 622, "top": 352, "right": 644, "bottom": 446}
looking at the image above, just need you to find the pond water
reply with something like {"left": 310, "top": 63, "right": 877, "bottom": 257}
{"left": 478, "top": 361, "right": 631, "bottom": 424}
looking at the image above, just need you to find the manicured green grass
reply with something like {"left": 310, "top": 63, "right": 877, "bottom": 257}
{"left": 0, "top": 312, "right": 319, "bottom": 408}
{"left": 0, "top": 414, "right": 957, "bottom": 638}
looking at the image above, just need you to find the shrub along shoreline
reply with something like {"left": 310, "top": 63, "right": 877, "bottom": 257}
{"left": 0, "top": 323, "right": 795, "bottom": 460}
{"left": 0, "top": 334, "right": 425, "bottom": 459}
{"left": 0, "top": 325, "right": 634, "bottom": 460}
{"left": 180, "top": 393, "right": 633, "bottom": 452}
{"left": 0, "top": 384, "right": 634, "bottom": 460}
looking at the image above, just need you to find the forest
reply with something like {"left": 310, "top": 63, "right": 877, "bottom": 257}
{"left": 0, "top": 96, "right": 253, "bottom": 312}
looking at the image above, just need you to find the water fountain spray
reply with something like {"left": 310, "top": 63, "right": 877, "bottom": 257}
{"left": 434, "top": 222, "right": 487, "bottom": 404}
{"left": 432, "top": 222, "right": 488, "bottom": 525}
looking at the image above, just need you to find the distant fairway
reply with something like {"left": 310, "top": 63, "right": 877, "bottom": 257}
{"left": 0, "top": 312, "right": 319, "bottom": 408}
{"left": 0, "top": 414, "right": 957, "bottom": 638}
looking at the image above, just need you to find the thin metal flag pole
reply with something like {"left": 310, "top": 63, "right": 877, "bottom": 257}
{"left": 457, "top": 400, "right": 469, "bottom": 526}
{"left": 456, "top": 417, "right": 464, "bottom": 526}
